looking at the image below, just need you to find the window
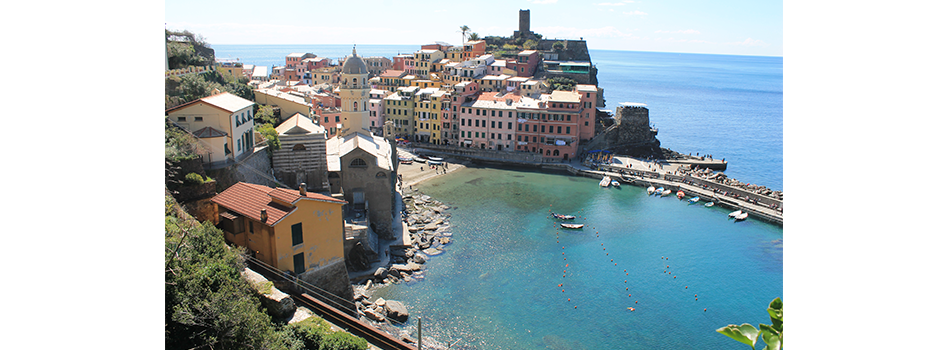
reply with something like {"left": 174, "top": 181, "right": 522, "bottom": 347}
{"left": 177, "top": 117, "right": 186, "bottom": 122}
{"left": 194, "top": 117, "right": 202, "bottom": 122}
{"left": 291, "top": 223, "right": 303, "bottom": 246}
{"left": 293, "top": 144, "right": 306, "bottom": 151}
{"left": 349, "top": 158, "right": 367, "bottom": 167}
{"left": 293, "top": 253, "right": 305, "bottom": 274}
{"left": 335, "top": 116, "right": 340, "bottom": 122}
{"left": 507, "top": 134, "right": 512, "bottom": 140}
{"left": 557, "top": 126, "right": 562, "bottom": 134}
{"left": 508, "top": 122, "right": 512, "bottom": 129}
{"left": 533, "top": 125, "right": 538, "bottom": 132}
{"left": 491, "top": 121, "right": 495, "bottom": 128}
{"left": 566, "top": 127, "right": 571, "bottom": 134}
{"left": 585, "top": 121, "right": 589, "bottom": 126}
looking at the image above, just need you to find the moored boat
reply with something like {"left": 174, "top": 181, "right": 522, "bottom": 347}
{"left": 661, "top": 189, "right": 672, "bottom": 197}
{"left": 611, "top": 180, "right": 620, "bottom": 187}
{"left": 551, "top": 213, "right": 576, "bottom": 220}
{"left": 655, "top": 187, "right": 664, "bottom": 196}
{"left": 688, "top": 196, "right": 700, "bottom": 204}
{"left": 704, "top": 201, "right": 715, "bottom": 207}
{"left": 647, "top": 186, "right": 656, "bottom": 195}
{"left": 599, "top": 176, "right": 611, "bottom": 187}
{"left": 728, "top": 210, "right": 742, "bottom": 218}
{"left": 735, "top": 212, "right": 749, "bottom": 221}
{"left": 560, "top": 223, "right": 584, "bottom": 229}
{"left": 677, "top": 191, "right": 685, "bottom": 199}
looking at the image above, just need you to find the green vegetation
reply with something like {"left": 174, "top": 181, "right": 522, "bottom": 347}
{"left": 183, "top": 172, "right": 213, "bottom": 186}
{"left": 717, "top": 297, "right": 783, "bottom": 350}
{"left": 165, "top": 121, "right": 207, "bottom": 162}
{"left": 552, "top": 40, "right": 566, "bottom": 50}
{"left": 523, "top": 39, "right": 539, "bottom": 50}
{"left": 459, "top": 25, "right": 470, "bottom": 45}
{"left": 165, "top": 194, "right": 369, "bottom": 349}
{"left": 547, "top": 76, "right": 577, "bottom": 91}
{"left": 468, "top": 32, "right": 480, "bottom": 41}
{"left": 255, "top": 104, "right": 277, "bottom": 125}
{"left": 165, "top": 29, "right": 253, "bottom": 109}
{"left": 256, "top": 123, "right": 281, "bottom": 155}
{"left": 286, "top": 317, "right": 368, "bottom": 350}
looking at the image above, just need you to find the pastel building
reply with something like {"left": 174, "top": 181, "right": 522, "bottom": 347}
{"left": 165, "top": 92, "right": 256, "bottom": 167}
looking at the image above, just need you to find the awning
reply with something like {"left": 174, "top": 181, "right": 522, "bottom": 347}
{"left": 463, "top": 140, "right": 473, "bottom": 144}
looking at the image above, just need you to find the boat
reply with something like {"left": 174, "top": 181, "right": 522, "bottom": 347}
{"left": 428, "top": 157, "right": 444, "bottom": 161}
{"left": 655, "top": 187, "right": 664, "bottom": 196}
{"left": 676, "top": 191, "right": 685, "bottom": 199}
{"left": 647, "top": 186, "right": 656, "bottom": 195}
{"left": 728, "top": 210, "right": 742, "bottom": 218}
{"left": 704, "top": 201, "right": 715, "bottom": 208}
{"left": 611, "top": 180, "right": 620, "bottom": 187}
{"left": 735, "top": 212, "right": 749, "bottom": 221}
{"left": 551, "top": 213, "right": 576, "bottom": 220}
{"left": 412, "top": 156, "right": 426, "bottom": 163}
{"left": 560, "top": 223, "right": 584, "bottom": 229}
{"left": 660, "top": 189, "right": 672, "bottom": 197}
{"left": 427, "top": 160, "right": 443, "bottom": 165}
{"left": 599, "top": 176, "right": 611, "bottom": 187}
{"left": 688, "top": 197, "right": 700, "bottom": 204}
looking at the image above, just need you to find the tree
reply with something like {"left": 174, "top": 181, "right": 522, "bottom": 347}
{"left": 547, "top": 76, "right": 577, "bottom": 91}
{"left": 459, "top": 25, "right": 470, "bottom": 44}
{"left": 523, "top": 39, "right": 539, "bottom": 50}
{"left": 256, "top": 123, "right": 281, "bottom": 156}
{"left": 716, "top": 297, "right": 783, "bottom": 350}
{"left": 468, "top": 32, "right": 480, "bottom": 41}
{"left": 255, "top": 104, "right": 277, "bottom": 125}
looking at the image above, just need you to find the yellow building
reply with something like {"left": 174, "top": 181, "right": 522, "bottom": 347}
{"left": 165, "top": 92, "right": 256, "bottom": 166}
{"left": 212, "top": 182, "right": 347, "bottom": 277}
{"left": 413, "top": 87, "right": 443, "bottom": 143}
{"left": 384, "top": 86, "right": 417, "bottom": 138}
{"left": 253, "top": 88, "right": 312, "bottom": 123}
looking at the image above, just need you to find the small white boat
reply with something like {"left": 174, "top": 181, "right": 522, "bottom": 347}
{"left": 728, "top": 210, "right": 743, "bottom": 218}
{"left": 599, "top": 176, "right": 611, "bottom": 187}
{"left": 647, "top": 186, "right": 656, "bottom": 195}
{"left": 704, "top": 202, "right": 715, "bottom": 208}
{"left": 428, "top": 157, "right": 444, "bottom": 161}
{"left": 655, "top": 187, "right": 665, "bottom": 196}
{"left": 611, "top": 180, "right": 620, "bottom": 187}
{"left": 560, "top": 223, "right": 584, "bottom": 229}
{"left": 688, "top": 197, "right": 700, "bottom": 204}
{"left": 660, "top": 189, "right": 672, "bottom": 197}
{"left": 735, "top": 212, "right": 749, "bottom": 221}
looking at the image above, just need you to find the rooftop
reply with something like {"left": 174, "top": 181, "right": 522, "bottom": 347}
{"left": 211, "top": 182, "right": 346, "bottom": 227}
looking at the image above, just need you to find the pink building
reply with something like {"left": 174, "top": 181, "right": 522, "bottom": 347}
{"left": 515, "top": 50, "right": 540, "bottom": 77}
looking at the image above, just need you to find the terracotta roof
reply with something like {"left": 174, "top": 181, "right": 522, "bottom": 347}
{"left": 211, "top": 182, "right": 346, "bottom": 226}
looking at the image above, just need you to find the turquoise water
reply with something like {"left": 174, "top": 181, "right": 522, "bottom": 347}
{"left": 373, "top": 166, "right": 783, "bottom": 349}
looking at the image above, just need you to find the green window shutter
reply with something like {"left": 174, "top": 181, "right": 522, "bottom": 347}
{"left": 291, "top": 223, "right": 303, "bottom": 246}
{"left": 293, "top": 253, "right": 305, "bottom": 274}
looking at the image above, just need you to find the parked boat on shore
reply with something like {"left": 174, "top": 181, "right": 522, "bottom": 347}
{"left": 599, "top": 176, "right": 611, "bottom": 187}
{"left": 560, "top": 223, "right": 584, "bottom": 229}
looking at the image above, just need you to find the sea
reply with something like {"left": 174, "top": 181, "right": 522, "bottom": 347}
{"left": 213, "top": 44, "right": 783, "bottom": 349}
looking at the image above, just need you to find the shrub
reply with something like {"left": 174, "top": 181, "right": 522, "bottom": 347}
{"left": 286, "top": 317, "right": 367, "bottom": 350}
{"left": 184, "top": 172, "right": 205, "bottom": 186}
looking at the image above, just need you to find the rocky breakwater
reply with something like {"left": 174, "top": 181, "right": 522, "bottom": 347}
{"left": 352, "top": 189, "right": 454, "bottom": 325}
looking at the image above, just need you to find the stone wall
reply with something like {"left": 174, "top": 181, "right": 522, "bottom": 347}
{"left": 272, "top": 134, "right": 329, "bottom": 192}
{"left": 206, "top": 145, "right": 280, "bottom": 193}
{"left": 298, "top": 258, "right": 355, "bottom": 312}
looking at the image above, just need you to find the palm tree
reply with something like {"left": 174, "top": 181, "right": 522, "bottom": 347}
{"left": 459, "top": 25, "right": 470, "bottom": 44}
{"left": 468, "top": 32, "right": 480, "bottom": 41}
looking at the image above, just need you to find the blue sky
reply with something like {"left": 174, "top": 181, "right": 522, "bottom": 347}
{"left": 165, "top": 0, "right": 782, "bottom": 57}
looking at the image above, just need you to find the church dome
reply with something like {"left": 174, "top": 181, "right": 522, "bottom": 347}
{"left": 341, "top": 47, "right": 368, "bottom": 75}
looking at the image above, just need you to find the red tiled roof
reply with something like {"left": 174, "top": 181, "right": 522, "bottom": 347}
{"left": 211, "top": 182, "right": 346, "bottom": 226}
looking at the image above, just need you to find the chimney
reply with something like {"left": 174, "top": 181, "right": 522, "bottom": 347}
{"left": 299, "top": 183, "right": 307, "bottom": 196}
{"left": 260, "top": 209, "right": 268, "bottom": 223}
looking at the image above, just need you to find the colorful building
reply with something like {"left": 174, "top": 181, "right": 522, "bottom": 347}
{"left": 165, "top": 92, "right": 256, "bottom": 166}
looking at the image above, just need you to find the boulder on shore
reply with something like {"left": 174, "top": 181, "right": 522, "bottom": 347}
{"left": 385, "top": 300, "right": 410, "bottom": 322}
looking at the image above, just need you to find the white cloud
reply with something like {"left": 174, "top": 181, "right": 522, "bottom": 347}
{"left": 528, "top": 0, "right": 558, "bottom": 4}
{"left": 597, "top": 2, "right": 625, "bottom": 5}
{"left": 654, "top": 29, "right": 701, "bottom": 34}
{"left": 727, "top": 38, "right": 767, "bottom": 46}
{"left": 622, "top": 10, "right": 648, "bottom": 16}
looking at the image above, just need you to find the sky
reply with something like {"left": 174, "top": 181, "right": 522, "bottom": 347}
{"left": 165, "top": 0, "right": 782, "bottom": 57}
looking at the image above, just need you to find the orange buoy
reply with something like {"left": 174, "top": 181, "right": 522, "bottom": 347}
{"left": 611, "top": 259, "right": 613, "bottom": 262}
{"left": 667, "top": 265, "right": 669, "bottom": 268}
{"left": 566, "top": 264, "right": 569, "bottom": 267}
{"left": 629, "top": 294, "right": 631, "bottom": 297}
{"left": 562, "top": 289, "right": 565, "bottom": 292}
{"left": 674, "top": 276, "right": 677, "bottom": 278}
{"left": 574, "top": 306, "right": 577, "bottom": 309}
{"left": 624, "top": 280, "right": 627, "bottom": 283}
{"left": 685, "top": 286, "right": 688, "bottom": 289}
{"left": 704, "top": 308, "right": 707, "bottom": 312}
{"left": 635, "top": 301, "right": 638, "bottom": 304}
{"left": 695, "top": 298, "right": 698, "bottom": 301}
{"left": 625, "top": 287, "right": 628, "bottom": 290}
{"left": 626, "top": 273, "right": 629, "bottom": 275}
{"left": 615, "top": 263, "right": 617, "bottom": 265}
{"left": 568, "top": 298, "right": 571, "bottom": 301}
{"left": 695, "top": 294, "right": 697, "bottom": 297}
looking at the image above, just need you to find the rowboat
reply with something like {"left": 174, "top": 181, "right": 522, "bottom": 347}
{"left": 660, "top": 189, "right": 672, "bottom": 197}
{"left": 611, "top": 180, "right": 620, "bottom": 187}
{"left": 560, "top": 223, "right": 584, "bottom": 229}
{"left": 599, "top": 176, "right": 611, "bottom": 187}
{"left": 704, "top": 202, "right": 715, "bottom": 208}
{"left": 728, "top": 210, "right": 742, "bottom": 218}
{"left": 551, "top": 213, "right": 576, "bottom": 220}
{"left": 688, "top": 197, "right": 700, "bottom": 204}
{"left": 647, "top": 186, "right": 656, "bottom": 195}
{"left": 655, "top": 187, "right": 664, "bottom": 196}
{"left": 735, "top": 212, "right": 749, "bottom": 221}
{"left": 676, "top": 191, "right": 685, "bottom": 199}
{"left": 428, "top": 157, "right": 444, "bottom": 161}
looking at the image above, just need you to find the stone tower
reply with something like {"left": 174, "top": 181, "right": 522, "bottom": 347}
{"left": 519, "top": 10, "right": 530, "bottom": 35}
{"left": 339, "top": 46, "right": 371, "bottom": 137}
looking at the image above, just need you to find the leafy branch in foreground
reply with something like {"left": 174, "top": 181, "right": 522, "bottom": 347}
{"left": 716, "top": 297, "right": 783, "bottom": 349}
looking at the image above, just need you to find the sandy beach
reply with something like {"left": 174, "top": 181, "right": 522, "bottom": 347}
{"left": 394, "top": 147, "right": 468, "bottom": 189}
